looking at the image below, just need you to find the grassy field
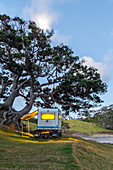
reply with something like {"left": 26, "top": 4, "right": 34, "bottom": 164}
{"left": 22, "top": 120, "right": 37, "bottom": 132}
{"left": 22, "top": 119, "right": 113, "bottom": 135}
{"left": 0, "top": 127, "right": 79, "bottom": 169}
{"left": 64, "top": 119, "right": 113, "bottom": 134}
{"left": 1, "top": 126, "right": 113, "bottom": 169}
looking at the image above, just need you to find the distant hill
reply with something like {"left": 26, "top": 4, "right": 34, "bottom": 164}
{"left": 83, "top": 104, "right": 113, "bottom": 129}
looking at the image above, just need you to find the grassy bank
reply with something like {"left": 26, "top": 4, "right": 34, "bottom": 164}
{"left": 64, "top": 119, "right": 113, "bottom": 134}
{"left": 0, "top": 127, "right": 79, "bottom": 169}
{"left": 73, "top": 139, "right": 113, "bottom": 169}
{"left": 1, "top": 127, "right": 113, "bottom": 169}
{"left": 22, "top": 119, "right": 113, "bottom": 135}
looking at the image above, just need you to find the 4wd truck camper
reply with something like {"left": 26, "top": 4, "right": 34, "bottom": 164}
{"left": 34, "top": 108, "right": 62, "bottom": 138}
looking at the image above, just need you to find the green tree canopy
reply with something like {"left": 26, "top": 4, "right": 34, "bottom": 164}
{"left": 0, "top": 14, "right": 107, "bottom": 128}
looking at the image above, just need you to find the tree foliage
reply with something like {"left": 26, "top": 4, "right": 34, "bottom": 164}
{"left": 83, "top": 104, "right": 113, "bottom": 130}
{"left": 0, "top": 14, "right": 107, "bottom": 128}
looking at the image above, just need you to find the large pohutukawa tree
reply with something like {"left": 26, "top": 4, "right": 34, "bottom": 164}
{"left": 0, "top": 14, "right": 107, "bottom": 129}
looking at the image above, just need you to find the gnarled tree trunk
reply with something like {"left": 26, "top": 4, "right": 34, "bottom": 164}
{"left": 0, "top": 92, "right": 34, "bottom": 130}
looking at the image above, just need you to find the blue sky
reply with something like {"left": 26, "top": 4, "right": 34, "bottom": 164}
{"left": 0, "top": 0, "right": 113, "bottom": 110}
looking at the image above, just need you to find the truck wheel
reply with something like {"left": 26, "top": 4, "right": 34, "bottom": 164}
{"left": 59, "top": 131, "right": 62, "bottom": 137}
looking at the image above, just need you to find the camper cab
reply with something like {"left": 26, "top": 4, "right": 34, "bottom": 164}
{"left": 36, "top": 108, "right": 62, "bottom": 138}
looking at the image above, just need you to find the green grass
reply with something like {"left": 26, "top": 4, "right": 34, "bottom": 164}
{"left": 22, "top": 120, "right": 37, "bottom": 132}
{"left": 0, "top": 139, "right": 78, "bottom": 169}
{"left": 73, "top": 139, "right": 113, "bottom": 169}
{"left": 22, "top": 119, "right": 112, "bottom": 135}
{"left": 0, "top": 127, "right": 79, "bottom": 170}
{"left": 1, "top": 126, "right": 113, "bottom": 169}
{"left": 64, "top": 119, "right": 113, "bottom": 134}
{"left": 22, "top": 119, "right": 113, "bottom": 135}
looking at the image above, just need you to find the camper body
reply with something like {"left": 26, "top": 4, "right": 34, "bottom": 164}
{"left": 35, "top": 108, "right": 62, "bottom": 138}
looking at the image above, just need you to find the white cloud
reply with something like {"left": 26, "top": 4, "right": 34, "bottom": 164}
{"left": 23, "top": 0, "right": 58, "bottom": 31}
{"left": 33, "top": 13, "right": 53, "bottom": 31}
{"left": 23, "top": 0, "right": 71, "bottom": 44}
{"left": 81, "top": 56, "right": 109, "bottom": 81}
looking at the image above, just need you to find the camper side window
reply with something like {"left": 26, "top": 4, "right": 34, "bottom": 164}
{"left": 41, "top": 114, "right": 55, "bottom": 120}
